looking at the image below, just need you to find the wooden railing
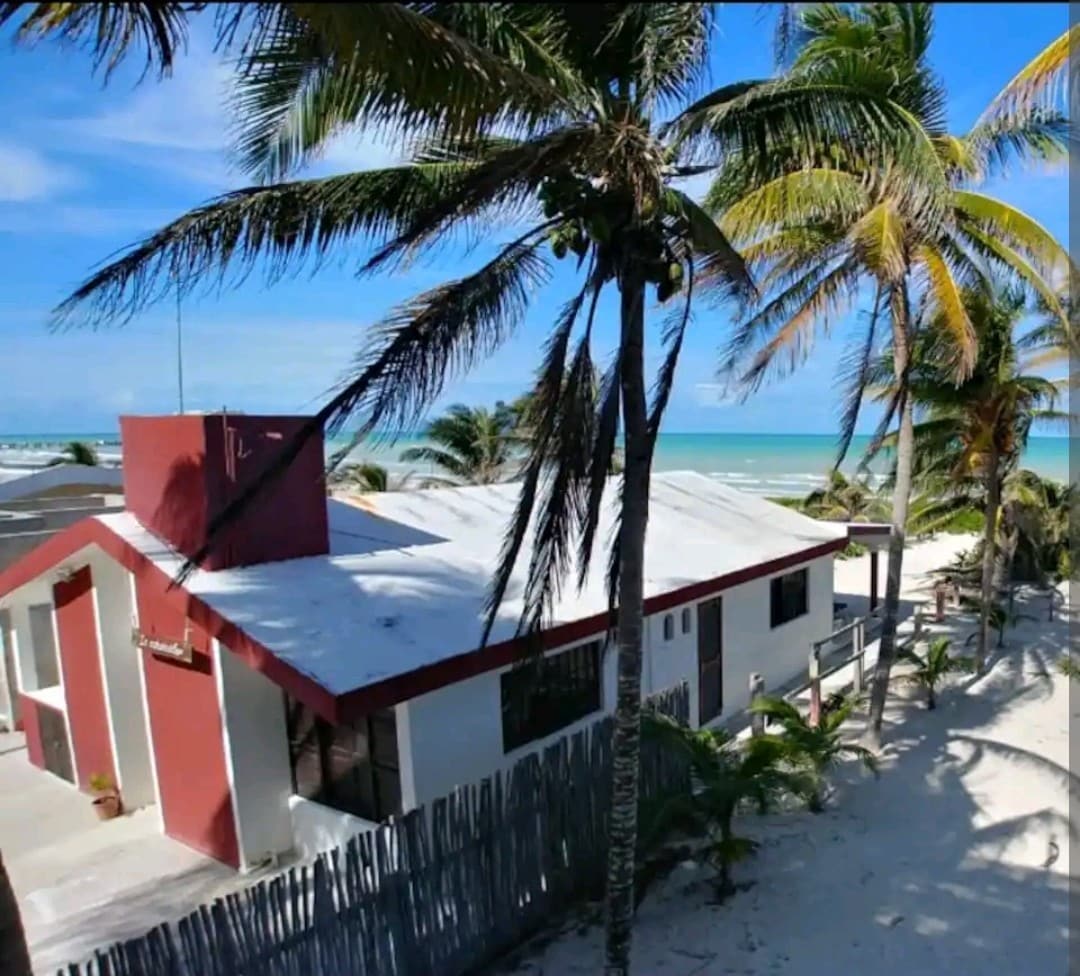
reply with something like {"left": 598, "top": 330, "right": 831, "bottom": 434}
{"left": 747, "top": 602, "right": 929, "bottom": 733}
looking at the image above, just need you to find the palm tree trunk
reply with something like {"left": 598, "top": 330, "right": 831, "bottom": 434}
{"left": 927, "top": 683, "right": 936, "bottom": 710}
{"left": 976, "top": 443, "right": 1001, "bottom": 672}
{"left": 0, "top": 851, "right": 31, "bottom": 976}
{"left": 865, "top": 291, "right": 914, "bottom": 750}
{"left": 604, "top": 271, "right": 650, "bottom": 976}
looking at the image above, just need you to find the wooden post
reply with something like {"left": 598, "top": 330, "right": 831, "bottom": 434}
{"left": 749, "top": 673, "right": 765, "bottom": 736}
{"left": 853, "top": 619, "right": 865, "bottom": 695}
{"left": 808, "top": 647, "right": 822, "bottom": 728}
{"left": 869, "top": 551, "right": 880, "bottom": 611}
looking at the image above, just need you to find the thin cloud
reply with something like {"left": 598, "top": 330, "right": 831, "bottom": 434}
{"left": 0, "top": 143, "right": 76, "bottom": 202}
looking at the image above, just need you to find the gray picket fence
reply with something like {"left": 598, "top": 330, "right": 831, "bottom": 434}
{"left": 61, "top": 684, "right": 690, "bottom": 976}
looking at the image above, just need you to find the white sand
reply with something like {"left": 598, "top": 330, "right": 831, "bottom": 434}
{"left": 510, "top": 534, "right": 1073, "bottom": 976}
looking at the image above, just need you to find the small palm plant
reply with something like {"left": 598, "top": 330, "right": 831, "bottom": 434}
{"left": 1057, "top": 655, "right": 1080, "bottom": 681}
{"left": 329, "top": 462, "right": 411, "bottom": 493}
{"left": 47, "top": 440, "right": 99, "bottom": 467}
{"left": 750, "top": 696, "right": 878, "bottom": 813}
{"left": 895, "top": 637, "right": 974, "bottom": 709}
{"left": 641, "top": 713, "right": 804, "bottom": 898}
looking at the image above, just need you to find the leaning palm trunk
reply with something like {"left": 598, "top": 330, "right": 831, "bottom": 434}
{"left": 866, "top": 299, "right": 915, "bottom": 749}
{"left": 0, "top": 851, "right": 31, "bottom": 976}
{"left": 604, "top": 273, "right": 649, "bottom": 976}
{"left": 977, "top": 444, "right": 1002, "bottom": 670}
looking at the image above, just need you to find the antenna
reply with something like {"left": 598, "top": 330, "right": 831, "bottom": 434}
{"left": 175, "top": 277, "right": 186, "bottom": 415}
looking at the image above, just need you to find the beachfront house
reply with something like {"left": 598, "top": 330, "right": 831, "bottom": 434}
{"left": 0, "top": 413, "right": 851, "bottom": 871}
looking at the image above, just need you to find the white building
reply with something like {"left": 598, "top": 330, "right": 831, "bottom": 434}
{"left": 0, "top": 413, "right": 850, "bottom": 870}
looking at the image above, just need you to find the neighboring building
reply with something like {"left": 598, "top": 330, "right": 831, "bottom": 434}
{"left": 0, "top": 413, "right": 848, "bottom": 871}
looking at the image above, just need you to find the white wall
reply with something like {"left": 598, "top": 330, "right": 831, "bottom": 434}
{"left": 9, "top": 603, "right": 36, "bottom": 692}
{"left": 288, "top": 795, "right": 380, "bottom": 861}
{"left": 214, "top": 641, "right": 295, "bottom": 870}
{"left": 402, "top": 635, "right": 619, "bottom": 808}
{"left": 711, "top": 555, "right": 834, "bottom": 728}
{"left": 89, "top": 555, "right": 155, "bottom": 809}
{"left": 0, "top": 610, "right": 15, "bottom": 728}
{"left": 402, "top": 555, "right": 835, "bottom": 806}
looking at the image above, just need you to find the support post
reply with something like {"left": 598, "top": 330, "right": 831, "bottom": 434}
{"left": 869, "top": 550, "right": 880, "bottom": 612}
{"left": 853, "top": 619, "right": 865, "bottom": 695}
{"left": 808, "top": 647, "right": 822, "bottom": 728}
{"left": 913, "top": 605, "right": 924, "bottom": 645}
{"left": 749, "top": 673, "right": 765, "bottom": 736}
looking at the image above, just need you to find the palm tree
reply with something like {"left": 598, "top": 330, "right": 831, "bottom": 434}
{"left": 802, "top": 470, "right": 889, "bottom": 522}
{"left": 895, "top": 637, "right": 974, "bottom": 709}
{"left": 47, "top": 441, "right": 100, "bottom": 467}
{"left": 328, "top": 461, "right": 413, "bottom": 493}
{"left": 43, "top": 8, "right": 952, "bottom": 970}
{"left": 641, "top": 712, "right": 803, "bottom": 898}
{"left": 875, "top": 285, "right": 1064, "bottom": 669}
{"left": 711, "top": 4, "right": 1070, "bottom": 747}
{"left": 399, "top": 403, "right": 515, "bottom": 485}
{"left": 750, "top": 695, "right": 878, "bottom": 813}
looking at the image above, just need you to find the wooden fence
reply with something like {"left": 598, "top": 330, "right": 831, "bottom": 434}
{"left": 60, "top": 684, "right": 690, "bottom": 976}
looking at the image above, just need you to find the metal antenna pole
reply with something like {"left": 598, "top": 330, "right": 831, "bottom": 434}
{"left": 176, "top": 281, "right": 185, "bottom": 415}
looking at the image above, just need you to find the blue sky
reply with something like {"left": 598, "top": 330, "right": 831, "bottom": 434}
{"left": 0, "top": 3, "right": 1068, "bottom": 435}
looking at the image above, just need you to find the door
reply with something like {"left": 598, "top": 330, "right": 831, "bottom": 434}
{"left": 39, "top": 705, "right": 74, "bottom": 783}
{"left": 697, "top": 597, "right": 722, "bottom": 725}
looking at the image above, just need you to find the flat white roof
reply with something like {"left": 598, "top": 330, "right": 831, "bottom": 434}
{"left": 99, "top": 472, "right": 846, "bottom": 697}
{"left": 0, "top": 464, "right": 123, "bottom": 502}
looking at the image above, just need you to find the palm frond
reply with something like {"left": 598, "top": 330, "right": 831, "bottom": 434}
{"left": 0, "top": 1, "right": 192, "bottom": 79}
{"left": 227, "top": 3, "right": 579, "bottom": 182}
{"left": 178, "top": 235, "right": 549, "bottom": 578}
{"left": 834, "top": 283, "right": 886, "bottom": 468}
{"left": 917, "top": 243, "right": 976, "bottom": 379}
{"left": 53, "top": 164, "right": 480, "bottom": 327}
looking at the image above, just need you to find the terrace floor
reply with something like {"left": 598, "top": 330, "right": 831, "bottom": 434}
{"left": 0, "top": 733, "right": 282, "bottom": 974}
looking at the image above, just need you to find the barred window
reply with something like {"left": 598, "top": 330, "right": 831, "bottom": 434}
{"left": 681, "top": 608, "right": 692, "bottom": 634}
{"left": 285, "top": 698, "right": 401, "bottom": 823}
{"left": 770, "top": 568, "right": 809, "bottom": 628}
{"left": 662, "top": 614, "right": 675, "bottom": 641}
{"left": 501, "top": 641, "right": 602, "bottom": 752}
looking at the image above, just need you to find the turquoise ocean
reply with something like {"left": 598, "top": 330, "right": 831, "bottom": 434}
{"left": 0, "top": 431, "right": 1068, "bottom": 498}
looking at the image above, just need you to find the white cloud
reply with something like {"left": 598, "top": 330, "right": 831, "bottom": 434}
{"left": 693, "top": 382, "right": 736, "bottom": 406}
{"left": 0, "top": 143, "right": 76, "bottom": 201}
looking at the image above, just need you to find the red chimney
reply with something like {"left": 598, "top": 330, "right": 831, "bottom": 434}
{"left": 120, "top": 414, "right": 329, "bottom": 570}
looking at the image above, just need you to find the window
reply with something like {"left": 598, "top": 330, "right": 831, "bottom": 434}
{"left": 770, "top": 568, "right": 809, "bottom": 628}
{"left": 285, "top": 698, "right": 401, "bottom": 823}
{"left": 681, "top": 608, "right": 692, "bottom": 634}
{"left": 501, "top": 641, "right": 602, "bottom": 752}
{"left": 662, "top": 614, "right": 674, "bottom": 641}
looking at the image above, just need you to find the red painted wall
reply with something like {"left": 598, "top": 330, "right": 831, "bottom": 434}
{"left": 21, "top": 695, "right": 44, "bottom": 769}
{"left": 54, "top": 567, "right": 115, "bottom": 791}
{"left": 136, "top": 574, "right": 239, "bottom": 867}
{"left": 120, "top": 413, "right": 328, "bottom": 571}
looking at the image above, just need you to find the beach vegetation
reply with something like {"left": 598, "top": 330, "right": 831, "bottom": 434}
{"left": 46, "top": 441, "right": 100, "bottom": 467}
{"left": 640, "top": 713, "right": 805, "bottom": 898}
{"left": 712, "top": 5, "right": 1070, "bottom": 742}
{"left": 750, "top": 695, "right": 878, "bottom": 813}
{"left": 895, "top": 637, "right": 974, "bottom": 709}
{"left": 399, "top": 403, "right": 517, "bottom": 486}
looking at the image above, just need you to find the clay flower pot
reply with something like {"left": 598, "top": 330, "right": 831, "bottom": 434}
{"left": 92, "top": 792, "right": 123, "bottom": 821}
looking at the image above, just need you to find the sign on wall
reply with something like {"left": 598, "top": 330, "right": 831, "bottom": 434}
{"left": 131, "top": 626, "right": 194, "bottom": 664}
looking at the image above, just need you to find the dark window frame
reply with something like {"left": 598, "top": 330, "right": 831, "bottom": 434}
{"left": 662, "top": 614, "right": 674, "bottom": 641}
{"left": 681, "top": 608, "right": 692, "bottom": 634}
{"left": 285, "top": 697, "right": 401, "bottom": 823}
{"left": 770, "top": 568, "right": 809, "bottom": 628}
{"left": 501, "top": 640, "right": 602, "bottom": 753}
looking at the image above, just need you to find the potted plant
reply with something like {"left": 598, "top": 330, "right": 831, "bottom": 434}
{"left": 89, "top": 773, "right": 122, "bottom": 821}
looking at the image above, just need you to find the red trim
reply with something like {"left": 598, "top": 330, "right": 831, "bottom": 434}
{"left": 334, "top": 536, "right": 847, "bottom": 721}
{"left": 0, "top": 517, "right": 845, "bottom": 725}
{"left": 0, "top": 519, "right": 337, "bottom": 721}
{"left": 848, "top": 524, "right": 892, "bottom": 538}
{"left": 21, "top": 695, "right": 45, "bottom": 769}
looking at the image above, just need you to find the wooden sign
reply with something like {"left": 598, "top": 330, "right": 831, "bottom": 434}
{"left": 132, "top": 626, "right": 194, "bottom": 664}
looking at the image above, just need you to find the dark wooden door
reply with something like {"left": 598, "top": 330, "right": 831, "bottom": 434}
{"left": 697, "top": 598, "right": 723, "bottom": 725}
{"left": 39, "top": 705, "right": 74, "bottom": 783}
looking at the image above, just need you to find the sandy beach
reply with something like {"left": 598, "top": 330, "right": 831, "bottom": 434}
{"left": 504, "top": 533, "right": 1073, "bottom": 976}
